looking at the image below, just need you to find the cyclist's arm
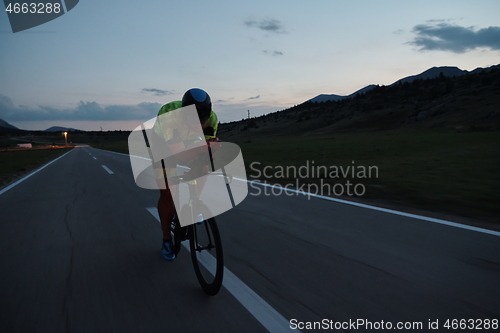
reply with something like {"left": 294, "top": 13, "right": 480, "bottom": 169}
{"left": 202, "top": 111, "right": 218, "bottom": 140}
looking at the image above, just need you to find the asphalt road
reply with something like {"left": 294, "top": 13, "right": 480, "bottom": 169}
{"left": 1, "top": 147, "right": 499, "bottom": 333}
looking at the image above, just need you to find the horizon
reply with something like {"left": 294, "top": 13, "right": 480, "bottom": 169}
{"left": 5, "top": 62, "right": 499, "bottom": 132}
{"left": 3, "top": 62, "right": 500, "bottom": 132}
{"left": 1, "top": 0, "right": 499, "bottom": 131}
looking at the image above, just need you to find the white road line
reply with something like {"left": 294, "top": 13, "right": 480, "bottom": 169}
{"left": 101, "top": 165, "right": 114, "bottom": 174}
{"left": 97, "top": 149, "right": 499, "bottom": 237}
{"left": 101, "top": 149, "right": 129, "bottom": 157}
{"left": 104, "top": 149, "right": 151, "bottom": 161}
{"left": 0, "top": 149, "right": 74, "bottom": 196}
{"left": 93, "top": 157, "right": 97, "bottom": 160}
{"left": 145, "top": 207, "right": 295, "bottom": 333}
{"left": 245, "top": 179, "right": 500, "bottom": 237}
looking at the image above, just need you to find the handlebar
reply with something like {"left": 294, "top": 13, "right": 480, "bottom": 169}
{"left": 168, "top": 171, "right": 233, "bottom": 185}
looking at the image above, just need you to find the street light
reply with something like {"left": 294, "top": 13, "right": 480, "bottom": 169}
{"left": 63, "top": 132, "right": 68, "bottom": 146}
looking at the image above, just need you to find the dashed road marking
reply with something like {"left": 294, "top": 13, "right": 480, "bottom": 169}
{"left": 101, "top": 165, "right": 114, "bottom": 174}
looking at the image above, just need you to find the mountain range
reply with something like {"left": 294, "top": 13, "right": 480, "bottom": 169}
{"left": 219, "top": 63, "right": 500, "bottom": 137}
{"left": 0, "top": 120, "right": 81, "bottom": 132}
{"left": 308, "top": 64, "right": 500, "bottom": 103}
{"left": 45, "top": 126, "right": 81, "bottom": 132}
{"left": 0, "top": 118, "right": 18, "bottom": 130}
{"left": 308, "top": 85, "right": 377, "bottom": 103}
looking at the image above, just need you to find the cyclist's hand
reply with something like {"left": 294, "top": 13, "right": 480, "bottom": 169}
{"left": 206, "top": 137, "right": 222, "bottom": 150}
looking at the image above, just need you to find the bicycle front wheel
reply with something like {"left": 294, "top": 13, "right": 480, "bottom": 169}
{"left": 189, "top": 210, "right": 224, "bottom": 296}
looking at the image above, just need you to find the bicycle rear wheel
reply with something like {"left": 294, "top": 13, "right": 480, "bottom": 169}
{"left": 189, "top": 208, "right": 224, "bottom": 296}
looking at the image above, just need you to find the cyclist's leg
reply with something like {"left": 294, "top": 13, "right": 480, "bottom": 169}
{"left": 158, "top": 186, "right": 175, "bottom": 241}
{"left": 152, "top": 153, "right": 179, "bottom": 259}
{"left": 155, "top": 162, "right": 177, "bottom": 241}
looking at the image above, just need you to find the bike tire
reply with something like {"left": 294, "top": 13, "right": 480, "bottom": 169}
{"left": 189, "top": 206, "right": 224, "bottom": 296}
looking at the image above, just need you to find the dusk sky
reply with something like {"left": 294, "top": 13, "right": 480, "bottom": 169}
{"left": 1, "top": 0, "right": 499, "bottom": 131}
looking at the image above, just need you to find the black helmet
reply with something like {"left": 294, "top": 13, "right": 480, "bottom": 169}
{"left": 182, "top": 88, "right": 212, "bottom": 124}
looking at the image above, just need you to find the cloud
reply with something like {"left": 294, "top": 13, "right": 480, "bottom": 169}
{"left": 0, "top": 94, "right": 15, "bottom": 108}
{"left": 247, "top": 95, "right": 260, "bottom": 100}
{"left": 263, "top": 50, "right": 284, "bottom": 56}
{"left": 0, "top": 93, "right": 162, "bottom": 121}
{"left": 408, "top": 23, "right": 500, "bottom": 53}
{"left": 142, "top": 88, "right": 174, "bottom": 96}
{"left": 245, "top": 18, "right": 286, "bottom": 34}
{"left": 213, "top": 99, "right": 229, "bottom": 105}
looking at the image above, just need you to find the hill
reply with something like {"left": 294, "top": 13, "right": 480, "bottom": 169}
{"left": 220, "top": 64, "right": 500, "bottom": 136}
{"left": 308, "top": 85, "right": 376, "bottom": 103}
{"left": 309, "top": 65, "right": 500, "bottom": 103}
{"left": 0, "top": 118, "right": 18, "bottom": 129}
{"left": 392, "top": 66, "right": 468, "bottom": 85}
{"left": 45, "top": 126, "right": 82, "bottom": 132}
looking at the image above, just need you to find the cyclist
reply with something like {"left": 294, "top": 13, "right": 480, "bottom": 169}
{"left": 153, "top": 88, "right": 219, "bottom": 261}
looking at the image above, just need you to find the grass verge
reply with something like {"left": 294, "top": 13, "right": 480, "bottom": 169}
{"left": 0, "top": 147, "right": 74, "bottom": 190}
{"left": 230, "top": 130, "right": 500, "bottom": 224}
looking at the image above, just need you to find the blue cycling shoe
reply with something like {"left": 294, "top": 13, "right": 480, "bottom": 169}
{"left": 162, "top": 240, "right": 175, "bottom": 261}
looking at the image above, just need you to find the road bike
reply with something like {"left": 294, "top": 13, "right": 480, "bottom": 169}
{"left": 169, "top": 171, "right": 226, "bottom": 296}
